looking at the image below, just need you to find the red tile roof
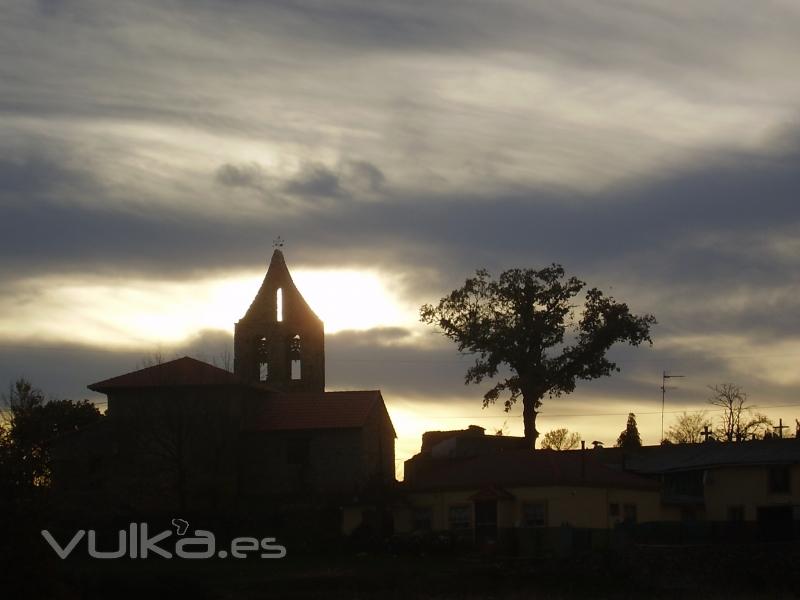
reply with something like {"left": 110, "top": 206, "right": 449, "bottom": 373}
{"left": 405, "top": 449, "right": 659, "bottom": 491}
{"left": 246, "top": 390, "right": 395, "bottom": 436}
{"left": 88, "top": 356, "right": 242, "bottom": 392}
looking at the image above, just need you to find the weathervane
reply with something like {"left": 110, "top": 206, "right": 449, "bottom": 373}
{"left": 273, "top": 236, "right": 285, "bottom": 250}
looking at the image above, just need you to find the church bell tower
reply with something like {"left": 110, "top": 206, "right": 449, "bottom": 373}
{"left": 234, "top": 249, "right": 325, "bottom": 392}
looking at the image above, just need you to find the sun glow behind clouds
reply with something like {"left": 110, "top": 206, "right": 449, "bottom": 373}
{"left": 0, "top": 269, "right": 416, "bottom": 348}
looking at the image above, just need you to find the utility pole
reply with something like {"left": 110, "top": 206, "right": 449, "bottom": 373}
{"left": 661, "top": 371, "right": 685, "bottom": 442}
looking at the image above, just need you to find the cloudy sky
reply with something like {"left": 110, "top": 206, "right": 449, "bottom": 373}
{"left": 3, "top": 1, "right": 800, "bottom": 471}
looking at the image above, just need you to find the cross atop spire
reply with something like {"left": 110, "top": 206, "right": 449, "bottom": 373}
{"left": 273, "top": 236, "right": 284, "bottom": 250}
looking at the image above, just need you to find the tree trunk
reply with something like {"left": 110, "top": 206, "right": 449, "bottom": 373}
{"left": 522, "top": 396, "right": 539, "bottom": 449}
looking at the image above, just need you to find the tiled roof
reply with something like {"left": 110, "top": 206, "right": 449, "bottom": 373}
{"left": 246, "top": 390, "right": 396, "bottom": 436}
{"left": 88, "top": 356, "right": 242, "bottom": 392}
{"left": 405, "top": 449, "right": 659, "bottom": 492}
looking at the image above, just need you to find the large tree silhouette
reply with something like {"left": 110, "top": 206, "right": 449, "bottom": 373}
{"left": 421, "top": 265, "right": 655, "bottom": 448}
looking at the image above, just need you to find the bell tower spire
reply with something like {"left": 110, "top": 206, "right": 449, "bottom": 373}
{"left": 234, "top": 248, "right": 325, "bottom": 392}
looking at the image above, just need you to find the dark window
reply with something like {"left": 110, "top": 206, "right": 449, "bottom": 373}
{"left": 522, "top": 502, "right": 547, "bottom": 527}
{"left": 623, "top": 504, "right": 637, "bottom": 523}
{"left": 287, "top": 438, "right": 310, "bottom": 466}
{"left": 412, "top": 507, "right": 433, "bottom": 531}
{"left": 728, "top": 505, "right": 745, "bottom": 522}
{"left": 289, "top": 334, "right": 301, "bottom": 357}
{"left": 769, "top": 466, "right": 790, "bottom": 493}
{"left": 609, "top": 503, "right": 620, "bottom": 517}
{"left": 663, "top": 471, "right": 704, "bottom": 497}
{"left": 448, "top": 505, "right": 471, "bottom": 530}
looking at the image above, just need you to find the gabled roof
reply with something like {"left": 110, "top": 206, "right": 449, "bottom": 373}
{"left": 88, "top": 356, "right": 242, "bottom": 392}
{"left": 245, "top": 390, "right": 396, "bottom": 436}
{"left": 405, "top": 449, "right": 659, "bottom": 492}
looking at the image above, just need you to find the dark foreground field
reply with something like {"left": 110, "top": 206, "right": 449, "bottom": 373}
{"left": 6, "top": 542, "right": 800, "bottom": 599}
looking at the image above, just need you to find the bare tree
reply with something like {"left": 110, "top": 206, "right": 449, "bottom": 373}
{"left": 136, "top": 348, "right": 166, "bottom": 370}
{"left": 211, "top": 347, "right": 233, "bottom": 372}
{"left": 708, "top": 384, "right": 772, "bottom": 441}
{"left": 540, "top": 427, "right": 581, "bottom": 450}
{"left": 665, "top": 411, "right": 712, "bottom": 444}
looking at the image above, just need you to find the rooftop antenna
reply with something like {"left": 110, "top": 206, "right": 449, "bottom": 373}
{"left": 661, "top": 371, "right": 685, "bottom": 442}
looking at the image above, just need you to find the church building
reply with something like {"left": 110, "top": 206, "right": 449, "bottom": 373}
{"left": 53, "top": 249, "right": 396, "bottom": 519}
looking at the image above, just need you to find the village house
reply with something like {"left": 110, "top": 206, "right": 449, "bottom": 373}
{"left": 595, "top": 439, "right": 800, "bottom": 542}
{"left": 393, "top": 426, "right": 661, "bottom": 554}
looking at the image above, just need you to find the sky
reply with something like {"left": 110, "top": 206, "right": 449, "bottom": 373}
{"left": 3, "top": 1, "right": 800, "bottom": 474}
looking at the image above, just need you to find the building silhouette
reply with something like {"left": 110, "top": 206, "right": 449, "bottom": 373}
{"left": 53, "top": 249, "right": 395, "bottom": 520}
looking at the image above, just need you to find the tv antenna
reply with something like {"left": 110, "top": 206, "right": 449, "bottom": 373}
{"left": 661, "top": 371, "right": 685, "bottom": 441}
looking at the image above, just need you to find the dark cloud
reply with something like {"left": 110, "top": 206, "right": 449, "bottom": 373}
{"left": 283, "top": 162, "right": 341, "bottom": 198}
{"left": 3, "top": 133, "right": 800, "bottom": 335}
{"left": 213, "top": 159, "right": 385, "bottom": 203}
{"left": 215, "top": 162, "right": 266, "bottom": 190}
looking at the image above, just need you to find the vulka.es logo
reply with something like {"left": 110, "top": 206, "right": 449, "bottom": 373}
{"left": 41, "top": 521, "right": 287, "bottom": 560}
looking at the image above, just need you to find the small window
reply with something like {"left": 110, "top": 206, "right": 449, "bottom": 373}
{"left": 448, "top": 505, "right": 471, "bottom": 530}
{"left": 291, "top": 359, "right": 301, "bottom": 380}
{"left": 609, "top": 503, "right": 620, "bottom": 517}
{"left": 412, "top": 507, "right": 433, "bottom": 531}
{"left": 259, "top": 362, "right": 269, "bottom": 381}
{"left": 727, "top": 505, "right": 745, "bottom": 522}
{"left": 623, "top": 504, "right": 637, "bottom": 523}
{"left": 276, "top": 288, "right": 283, "bottom": 322}
{"left": 769, "top": 466, "right": 790, "bottom": 493}
{"left": 522, "top": 502, "right": 546, "bottom": 528}
{"left": 257, "top": 336, "right": 269, "bottom": 358}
